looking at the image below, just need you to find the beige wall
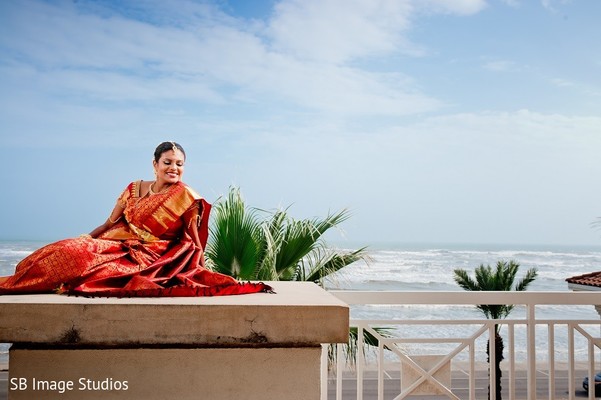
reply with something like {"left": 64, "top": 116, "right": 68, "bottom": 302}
{"left": 9, "top": 346, "right": 322, "bottom": 400}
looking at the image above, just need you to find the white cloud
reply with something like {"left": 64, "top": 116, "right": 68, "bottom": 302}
{"left": 483, "top": 59, "right": 519, "bottom": 72}
{"left": 550, "top": 78, "right": 575, "bottom": 88}
{"left": 0, "top": 0, "right": 598, "bottom": 246}
{"left": 243, "top": 109, "right": 601, "bottom": 175}
{"left": 267, "top": 0, "right": 487, "bottom": 65}
{"left": 0, "top": 0, "right": 447, "bottom": 120}
{"left": 417, "top": 0, "right": 488, "bottom": 16}
{"left": 541, "top": 0, "right": 555, "bottom": 12}
{"left": 540, "top": 0, "right": 572, "bottom": 13}
{"left": 268, "top": 0, "right": 414, "bottom": 63}
{"left": 409, "top": 109, "right": 601, "bottom": 146}
{"left": 225, "top": 108, "right": 601, "bottom": 244}
{"left": 240, "top": 57, "right": 441, "bottom": 115}
{"left": 548, "top": 77, "right": 601, "bottom": 98}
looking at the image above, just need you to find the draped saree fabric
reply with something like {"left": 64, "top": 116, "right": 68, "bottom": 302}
{"left": 0, "top": 181, "right": 271, "bottom": 297}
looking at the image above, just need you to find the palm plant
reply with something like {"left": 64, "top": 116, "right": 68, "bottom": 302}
{"left": 206, "top": 187, "right": 372, "bottom": 367}
{"left": 206, "top": 186, "right": 367, "bottom": 286}
{"left": 453, "top": 260, "right": 537, "bottom": 400}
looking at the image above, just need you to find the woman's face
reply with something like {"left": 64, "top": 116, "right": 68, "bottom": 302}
{"left": 153, "top": 149, "right": 185, "bottom": 184}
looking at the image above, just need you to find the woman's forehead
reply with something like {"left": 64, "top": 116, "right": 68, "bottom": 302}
{"left": 159, "top": 149, "right": 185, "bottom": 160}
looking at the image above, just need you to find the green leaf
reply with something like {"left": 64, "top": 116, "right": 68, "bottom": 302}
{"left": 206, "top": 187, "right": 262, "bottom": 279}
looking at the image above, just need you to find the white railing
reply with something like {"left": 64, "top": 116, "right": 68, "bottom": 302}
{"left": 322, "top": 291, "right": 601, "bottom": 400}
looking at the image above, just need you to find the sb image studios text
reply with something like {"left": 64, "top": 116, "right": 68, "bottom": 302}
{"left": 10, "top": 377, "right": 129, "bottom": 394}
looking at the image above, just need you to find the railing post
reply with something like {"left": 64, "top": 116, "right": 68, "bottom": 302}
{"left": 321, "top": 344, "right": 328, "bottom": 400}
{"left": 469, "top": 342, "right": 476, "bottom": 400}
{"left": 378, "top": 340, "right": 384, "bottom": 400}
{"left": 568, "top": 323, "right": 575, "bottom": 400}
{"left": 336, "top": 343, "right": 344, "bottom": 400}
{"left": 527, "top": 304, "right": 536, "bottom": 400}
{"left": 588, "top": 342, "right": 596, "bottom": 400}
{"left": 548, "top": 324, "right": 555, "bottom": 400}
{"left": 509, "top": 323, "right": 516, "bottom": 399}
{"left": 489, "top": 324, "right": 497, "bottom": 400}
{"left": 357, "top": 325, "right": 364, "bottom": 400}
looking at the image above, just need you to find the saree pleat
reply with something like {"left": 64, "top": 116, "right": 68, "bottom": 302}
{"left": 0, "top": 181, "right": 272, "bottom": 297}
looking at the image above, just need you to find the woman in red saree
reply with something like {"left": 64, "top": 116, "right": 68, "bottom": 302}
{"left": 0, "top": 142, "right": 271, "bottom": 297}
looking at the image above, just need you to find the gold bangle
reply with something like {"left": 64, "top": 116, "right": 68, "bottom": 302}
{"left": 108, "top": 215, "right": 121, "bottom": 224}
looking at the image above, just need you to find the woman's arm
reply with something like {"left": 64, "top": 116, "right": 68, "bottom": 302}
{"left": 183, "top": 202, "right": 202, "bottom": 248}
{"left": 89, "top": 202, "right": 125, "bottom": 238}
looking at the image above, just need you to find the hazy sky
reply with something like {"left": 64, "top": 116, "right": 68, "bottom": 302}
{"left": 1, "top": 0, "right": 600, "bottom": 247}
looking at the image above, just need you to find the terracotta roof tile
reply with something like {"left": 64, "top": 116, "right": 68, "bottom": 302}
{"left": 566, "top": 271, "right": 601, "bottom": 288}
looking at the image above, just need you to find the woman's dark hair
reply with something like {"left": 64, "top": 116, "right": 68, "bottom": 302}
{"left": 154, "top": 141, "right": 186, "bottom": 162}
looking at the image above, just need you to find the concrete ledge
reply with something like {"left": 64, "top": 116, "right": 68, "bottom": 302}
{"left": 0, "top": 281, "right": 349, "bottom": 346}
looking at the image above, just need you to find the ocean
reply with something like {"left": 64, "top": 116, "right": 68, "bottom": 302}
{"left": 2, "top": 240, "right": 601, "bottom": 364}
{"left": 323, "top": 242, "right": 601, "bottom": 363}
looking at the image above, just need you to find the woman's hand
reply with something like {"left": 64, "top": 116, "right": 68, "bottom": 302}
{"left": 89, "top": 203, "right": 125, "bottom": 238}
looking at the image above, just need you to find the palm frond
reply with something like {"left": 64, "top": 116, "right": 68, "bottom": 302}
{"left": 475, "top": 264, "right": 493, "bottom": 290}
{"left": 453, "top": 268, "right": 478, "bottom": 291}
{"left": 262, "top": 209, "right": 352, "bottom": 281}
{"left": 206, "top": 187, "right": 262, "bottom": 280}
{"left": 256, "top": 219, "right": 283, "bottom": 281}
{"left": 303, "top": 246, "right": 368, "bottom": 284}
{"left": 514, "top": 267, "right": 538, "bottom": 292}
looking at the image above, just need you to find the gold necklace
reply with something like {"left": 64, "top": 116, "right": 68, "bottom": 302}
{"left": 148, "top": 181, "right": 170, "bottom": 195}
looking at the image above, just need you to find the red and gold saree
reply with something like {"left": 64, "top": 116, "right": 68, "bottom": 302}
{"left": 0, "top": 181, "right": 271, "bottom": 297}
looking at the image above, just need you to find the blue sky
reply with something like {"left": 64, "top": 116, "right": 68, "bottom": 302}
{"left": 0, "top": 0, "right": 600, "bottom": 247}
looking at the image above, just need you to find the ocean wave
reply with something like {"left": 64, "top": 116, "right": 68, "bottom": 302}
{"left": 325, "top": 247, "right": 601, "bottom": 297}
{"left": 0, "top": 249, "right": 34, "bottom": 257}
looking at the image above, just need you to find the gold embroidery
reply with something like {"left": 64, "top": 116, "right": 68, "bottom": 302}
{"left": 128, "top": 222, "right": 160, "bottom": 242}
